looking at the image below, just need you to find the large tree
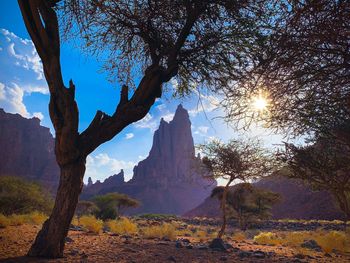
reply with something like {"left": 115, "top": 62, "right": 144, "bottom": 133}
{"left": 18, "top": 0, "right": 280, "bottom": 258}
{"left": 200, "top": 139, "right": 273, "bottom": 239}
{"left": 282, "top": 132, "right": 350, "bottom": 220}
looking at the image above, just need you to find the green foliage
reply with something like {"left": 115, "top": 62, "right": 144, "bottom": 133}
{"left": 92, "top": 193, "right": 140, "bottom": 220}
{"left": 0, "top": 176, "right": 53, "bottom": 215}
{"left": 137, "top": 214, "right": 178, "bottom": 220}
{"left": 75, "top": 200, "right": 98, "bottom": 217}
{"left": 212, "top": 183, "right": 281, "bottom": 230}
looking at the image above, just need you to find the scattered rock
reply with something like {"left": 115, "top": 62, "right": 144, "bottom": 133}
{"left": 65, "top": 237, "right": 74, "bottom": 243}
{"left": 295, "top": 254, "right": 305, "bottom": 259}
{"left": 238, "top": 251, "right": 252, "bottom": 258}
{"left": 197, "top": 244, "right": 208, "bottom": 250}
{"left": 185, "top": 244, "right": 193, "bottom": 249}
{"left": 167, "top": 256, "right": 176, "bottom": 262}
{"left": 253, "top": 250, "right": 266, "bottom": 258}
{"left": 175, "top": 241, "right": 183, "bottom": 248}
{"left": 70, "top": 249, "right": 79, "bottom": 256}
{"left": 209, "top": 238, "right": 227, "bottom": 251}
{"left": 219, "top": 256, "right": 228, "bottom": 261}
{"left": 301, "top": 240, "right": 322, "bottom": 252}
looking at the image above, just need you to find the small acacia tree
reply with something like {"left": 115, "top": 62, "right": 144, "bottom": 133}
{"left": 93, "top": 193, "right": 140, "bottom": 220}
{"left": 211, "top": 183, "right": 280, "bottom": 230}
{"left": 18, "top": 0, "right": 281, "bottom": 257}
{"left": 200, "top": 139, "right": 273, "bottom": 239}
{"left": 75, "top": 200, "right": 98, "bottom": 223}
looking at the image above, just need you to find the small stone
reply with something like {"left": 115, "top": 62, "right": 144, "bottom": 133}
{"left": 301, "top": 240, "right": 322, "bottom": 252}
{"left": 65, "top": 237, "right": 74, "bottom": 243}
{"left": 197, "top": 245, "right": 208, "bottom": 250}
{"left": 238, "top": 251, "right": 252, "bottom": 258}
{"left": 324, "top": 253, "right": 332, "bottom": 257}
{"left": 253, "top": 250, "right": 266, "bottom": 259}
{"left": 209, "top": 238, "right": 227, "bottom": 251}
{"left": 167, "top": 256, "right": 176, "bottom": 262}
{"left": 185, "top": 244, "right": 193, "bottom": 249}
{"left": 295, "top": 254, "right": 305, "bottom": 259}
{"left": 175, "top": 241, "right": 183, "bottom": 248}
{"left": 70, "top": 249, "right": 79, "bottom": 256}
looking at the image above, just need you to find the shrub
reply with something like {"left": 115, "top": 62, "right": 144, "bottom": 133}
{"left": 142, "top": 223, "right": 176, "bottom": 240}
{"left": 253, "top": 230, "right": 350, "bottom": 254}
{"left": 8, "top": 214, "right": 27, "bottom": 226}
{"left": 253, "top": 232, "right": 280, "bottom": 245}
{"left": 27, "top": 211, "right": 47, "bottom": 225}
{"left": 314, "top": 231, "right": 349, "bottom": 253}
{"left": 0, "top": 176, "right": 53, "bottom": 215}
{"left": 79, "top": 215, "right": 103, "bottom": 234}
{"left": 105, "top": 217, "right": 138, "bottom": 235}
{"left": 0, "top": 214, "right": 9, "bottom": 228}
{"left": 232, "top": 232, "right": 246, "bottom": 242}
{"left": 93, "top": 193, "right": 140, "bottom": 220}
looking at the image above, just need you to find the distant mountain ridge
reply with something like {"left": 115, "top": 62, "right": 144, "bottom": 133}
{"left": 0, "top": 108, "right": 59, "bottom": 191}
{"left": 82, "top": 105, "right": 217, "bottom": 215}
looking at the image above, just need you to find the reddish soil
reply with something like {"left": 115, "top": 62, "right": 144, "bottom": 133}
{"left": 0, "top": 225, "right": 349, "bottom": 262}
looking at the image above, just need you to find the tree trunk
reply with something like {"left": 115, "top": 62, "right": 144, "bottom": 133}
{"left": 217, "top": 179, "right": 233, "bottom": 239}
{"left": 28, "top": 160, "right": 86, "bottom": 258}
{"left": 334, "top": 190, "right": 350, "bottom": 221}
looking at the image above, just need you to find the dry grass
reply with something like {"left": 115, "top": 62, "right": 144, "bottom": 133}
{"left": 79, "top": 215, "right": 103, "bottom": 234}
{"left": 254, "top": 230, "right": 350, "bottom": 254}
{"left": 142, "top": 223, "right": 176, "bottom": 240}
{"left": 105, "top": 217, "right": 138, "bottom": 235}
{"left": 0, "top": 214, "right": 9, "bottom": 228}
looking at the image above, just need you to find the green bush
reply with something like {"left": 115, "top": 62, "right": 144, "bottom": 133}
{"left": 0, "top": 176, "right": 53, "bottom": 215}
{"left": 92, "top": 193, "right": 140, "bottom": 220}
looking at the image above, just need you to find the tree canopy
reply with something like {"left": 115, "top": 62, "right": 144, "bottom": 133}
{"left": 61, "top": 0, "right": 282, "bottom": 93}
{"left": 222, "top": 0, "right": 350, "bottom": 135}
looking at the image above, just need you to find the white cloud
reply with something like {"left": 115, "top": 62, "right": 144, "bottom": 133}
{"left": 2, "top": 28, "right": 43, "bottom": 80}
{"left": 32, "top": 112, "right": 44, "bottom": 121}
{"left": 188, "top": 94, "right": 220, "bottom": 117}
{"left": 134, "top": 113, "right": 158, "bottom": 131}
{"left": 125, "top": 133, "right": 134, "bottom": 139}
{"left": 85, "top": 153, "right": 136, "bottom": 183}
{"left": 0, "top": 82, "right": 47, "bottom": 120}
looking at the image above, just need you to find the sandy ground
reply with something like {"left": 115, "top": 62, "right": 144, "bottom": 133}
{"left": 0, "top": 225, "right": 349, "bottom": 263}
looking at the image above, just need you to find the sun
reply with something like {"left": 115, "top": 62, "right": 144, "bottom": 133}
{"left": 252, "top": 92, "right": 269, "bottom": 112}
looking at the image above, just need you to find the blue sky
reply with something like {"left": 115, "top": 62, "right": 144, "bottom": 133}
{"left": 0, "top": 2, "right": 285, "bottom": 184}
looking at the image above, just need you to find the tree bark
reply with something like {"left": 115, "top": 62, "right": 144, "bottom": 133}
{"left": 217, "top": 179, "right": 233, "bottom": 239}
{"left": 28, "top": 160, "right": 85, "bottom": 258}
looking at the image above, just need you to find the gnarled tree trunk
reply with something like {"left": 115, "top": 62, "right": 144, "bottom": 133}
{"left": 28, "top": 160, "right": 85, "bottom": 258}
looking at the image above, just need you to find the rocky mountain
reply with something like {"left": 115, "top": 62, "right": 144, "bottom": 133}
{"left": 184, "top": 174, "right": 346, "bottom": 220}
{"left": 82, "top": 105, "right": 217, "bottom": 215}
{"left": 0, "top": 108, "right": 59, "bottom": 191}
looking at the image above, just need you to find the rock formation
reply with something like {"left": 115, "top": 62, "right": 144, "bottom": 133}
{"left": 0, "top": 108, "right": 59, "bottom": 191}
{"left": 83, "top": 105, "right": 216, "bottom": 215}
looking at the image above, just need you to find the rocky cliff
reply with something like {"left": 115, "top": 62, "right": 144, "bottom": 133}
{"left": 0, "top": 108, "right": 59, "bottom": 191}
{"left": 184, "top": 174, "right": 346, "bottom": 220}
{"left": 83, "top": 105, "right": 216, "bottom": 215}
